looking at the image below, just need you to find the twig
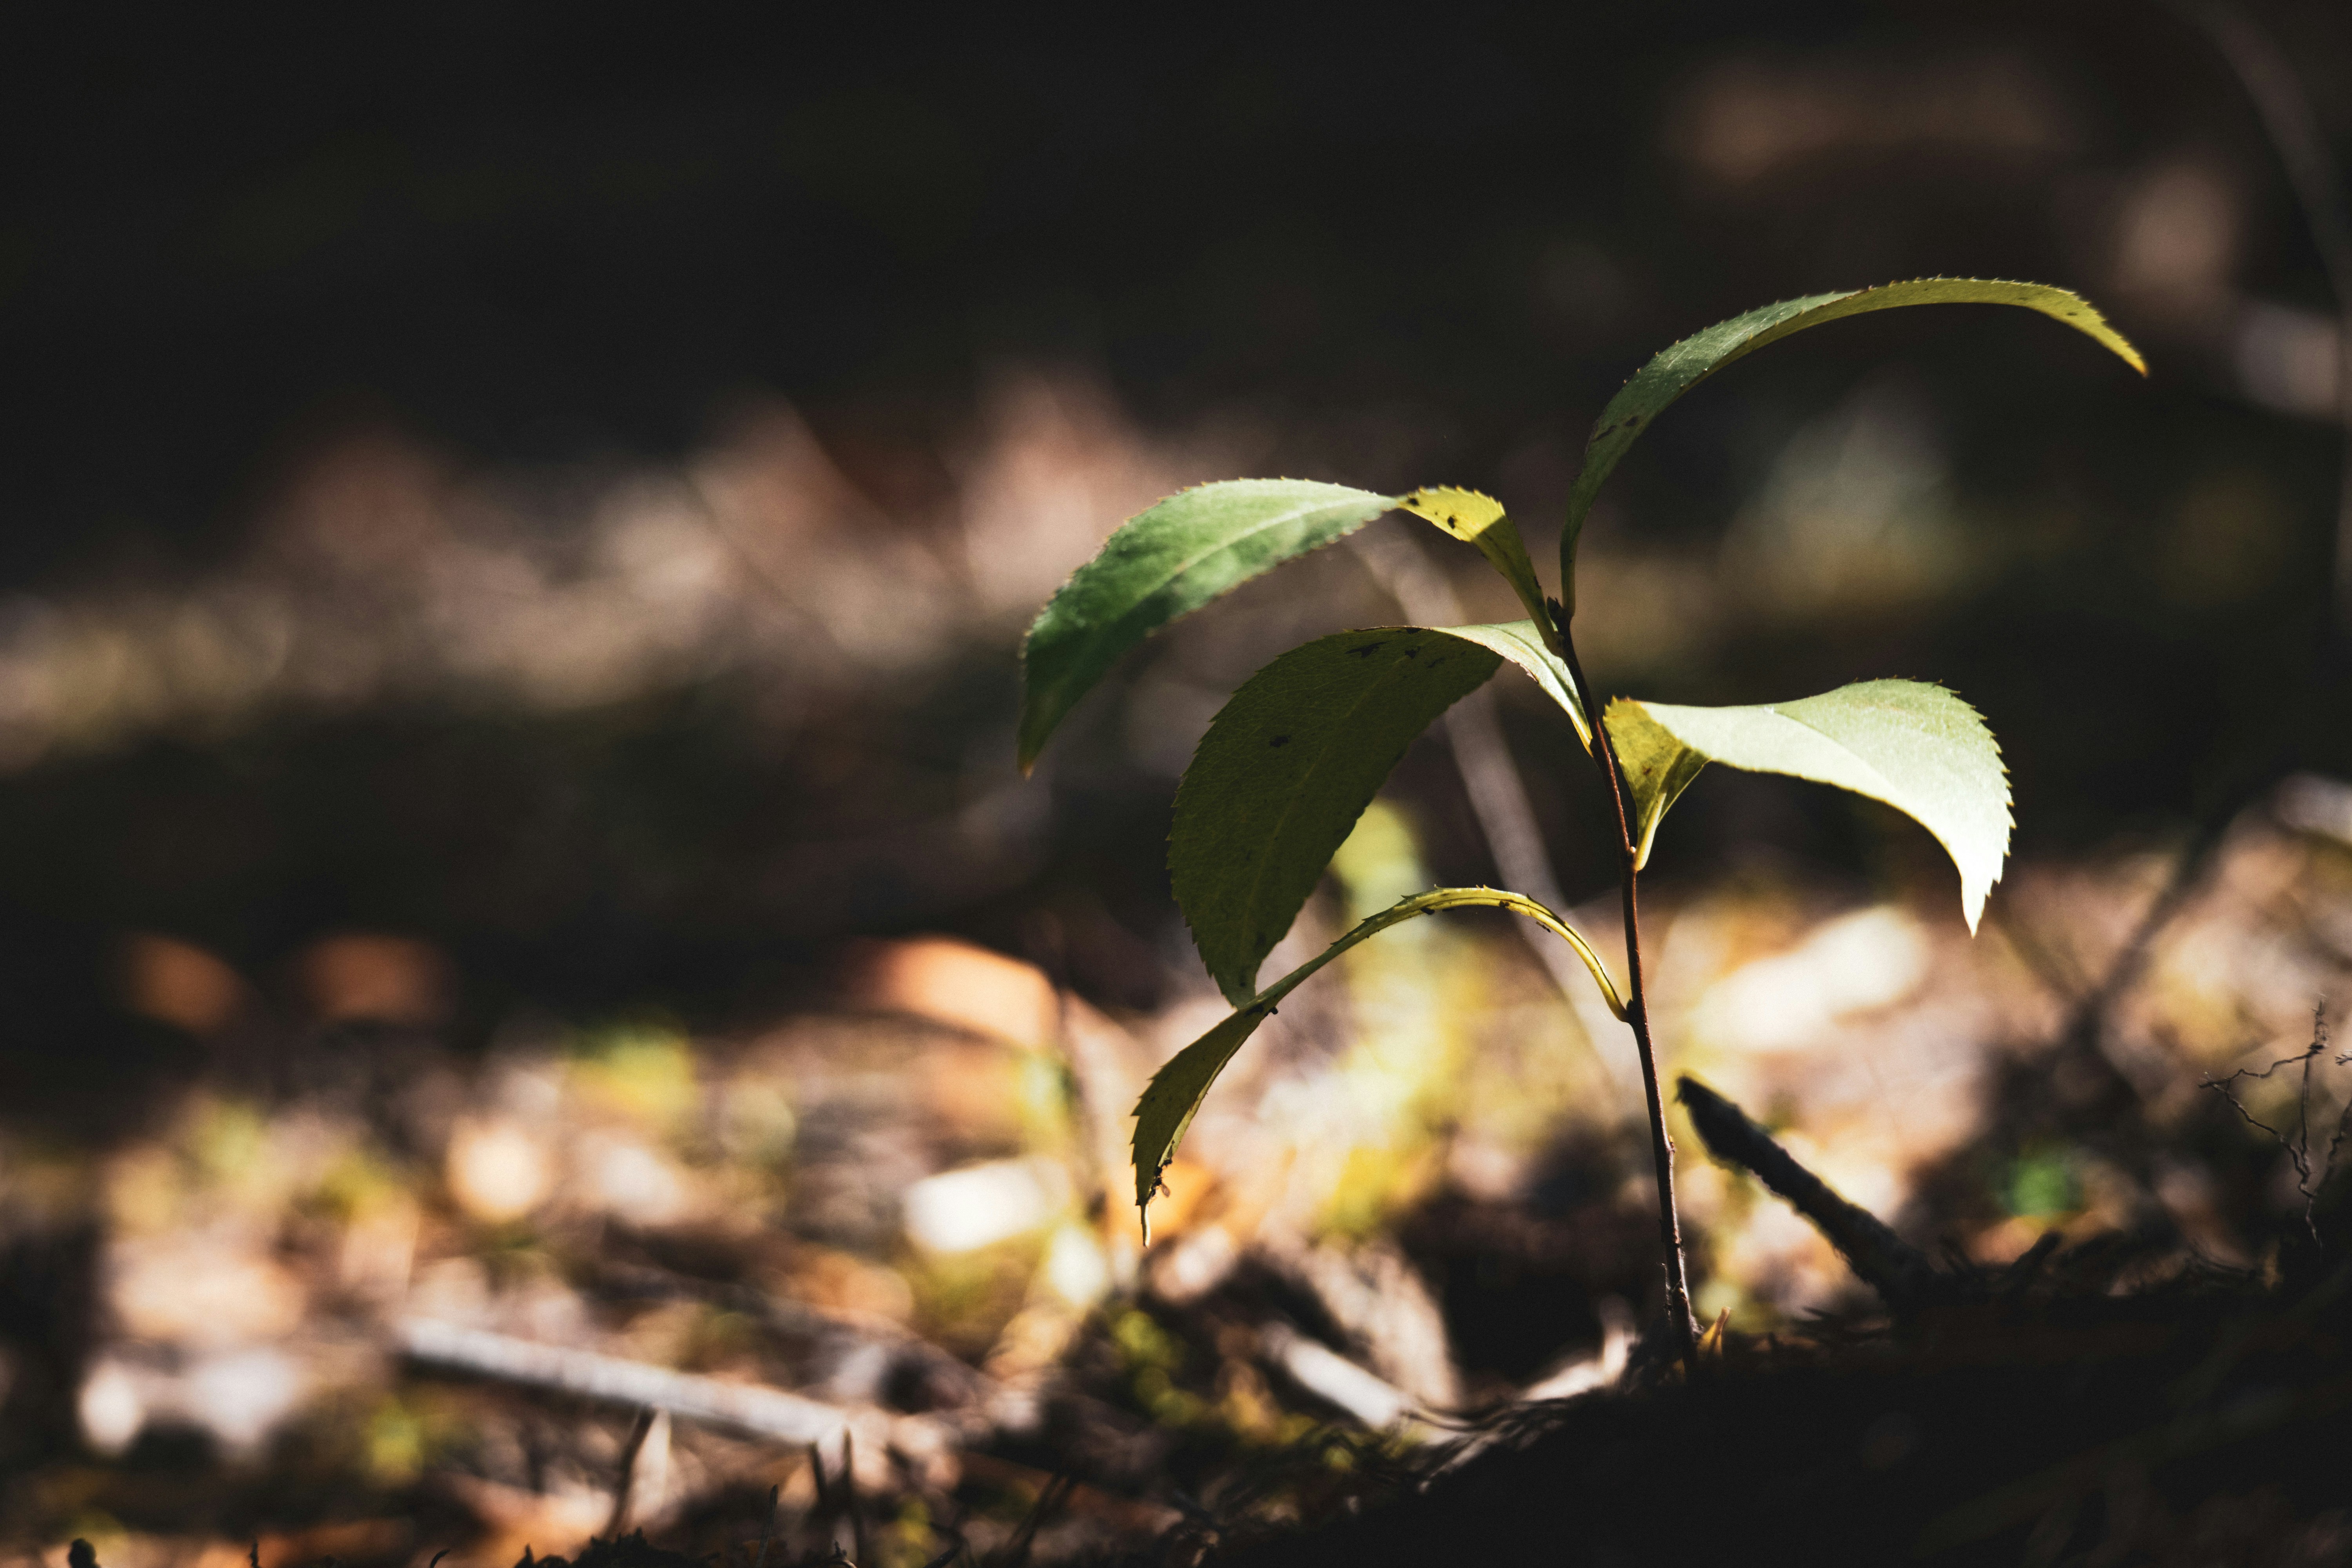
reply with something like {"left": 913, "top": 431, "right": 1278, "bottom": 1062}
{"left": 584, "top": 1258, "right": 1040, "bottom": 1441}
{"left": 1987, "top": 902, "right": 2090, "bottom": 1008}
{"left": 1265, "top": 1236, "right": 1461, "bottom": 1411}
{"left": 1517, "top": 1296, "right": 1635, "bottom": 1402}
{"left": 2062, "top": 807, "right": 2242, "bottom": 1050}
{"left": 988, "top": 1472, "right": 1075, "bottom": 1568}
{"left": 751, "top": 1483, "right": 779, "bottom": 1568}
{"left": 2057, "top": 2, "right": 2352, "bottom": 1059}
{"left": 2201, "top": 1000, "right": 2348, "bottom": 1240}
{"left": 1677, "top": 1076, "right": 1951, "bottom": 1310}
{"left": 1255, "top": 1319, "right": 1428, "bottom": 1434}
{"left": 842, "top": 1432, "right": 865, "bottom": 1568}
{"left": 915, "top": 1497, "right": 972, "bottom": 1568}
{"left": 2046, "top": 774, "right": 2290, "bottom": 1135}
{"left": 2177, "top": 4, "right": 2352, "bottom": 636}
{"left": 603, "top": 1406, "right": 659, "bottom": 1539}
{"left": 395, "top": 1319, "right": 942, "bottom": 1461}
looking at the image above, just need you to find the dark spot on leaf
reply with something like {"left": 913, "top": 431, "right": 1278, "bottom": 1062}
{"left": 1347, "top": 641, "right": 1387, "bottom": 659}
{"left": 1268, "top": 734, "right": 1290, "bottom": 748}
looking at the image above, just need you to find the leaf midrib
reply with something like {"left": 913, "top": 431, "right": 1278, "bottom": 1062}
{"left": 1774, "top": 702, "right": 1902, "bottom": 800}
{"left": 1652, "top": 696, "right": 1903, "bottom": 807}
{"left": 1071, "top": 490, "right": 1387, "bottom": 637}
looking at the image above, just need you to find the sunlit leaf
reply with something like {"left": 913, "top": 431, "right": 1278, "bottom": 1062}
{"left": 1398, "top": 487, "right": 1550, "bottom": 626}
{"left": 1171, "top": 628, "right": 1503, "bottom": 1004}
{"left": 1602, "top": 679, "right": 2011, "bottom": 930}
{"left": 1131, "top": 885, "right": 1624, "bottom": 1236}
{"left": 1017, "top": 479, "right": 1398, "bottom": 771}
{"left": 1604, "top": 701, "right": 1711, "bottom": 870}
{"left": 1564, "top": 279, "right": 2146, "bottom": 570}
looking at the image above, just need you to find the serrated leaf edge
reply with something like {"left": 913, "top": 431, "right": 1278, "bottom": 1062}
{"left": 1016, "top": 478, "right": 1401, "bottom": 770}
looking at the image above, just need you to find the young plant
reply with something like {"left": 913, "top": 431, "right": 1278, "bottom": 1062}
{"left": 1018, "top": 279, "right": 2144, "bottom": 1364}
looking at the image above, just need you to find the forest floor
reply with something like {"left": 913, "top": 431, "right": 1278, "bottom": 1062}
{"left": 15, "top": 799, "right": 2352, "bottom": 1567}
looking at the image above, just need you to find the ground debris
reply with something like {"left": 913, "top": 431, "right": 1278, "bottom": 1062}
{"left": 521, "top": 1531, "right": 702, "bottom": 1567}
{"left": 1204, "top": 1265, "right": 2352, "bottom": 1566}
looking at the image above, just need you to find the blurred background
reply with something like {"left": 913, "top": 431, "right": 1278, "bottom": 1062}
{"left": 5, "top": 2, "right": 2352, "bottom": 1561}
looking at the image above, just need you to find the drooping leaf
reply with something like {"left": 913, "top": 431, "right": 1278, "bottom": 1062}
{"left": 1563, "top": 279, "right": 2146, "bottom": 577}
{"left": 1171, "top": 628, "right": 1504, "bottom": 1004}
{"left": 1018, "top": 479, "right": 1398, "bottom": 771}
{"left": 1131, "top": 885, "right": 1624, "bottom": 1236}
{"left": 1601, "top": 679, "right": 2011, "bottom": 929}
{"left": 1398, "top": 487, "right": 1550, "bottom": 626}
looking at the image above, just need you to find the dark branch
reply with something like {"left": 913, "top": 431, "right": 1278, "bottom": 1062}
{"left": 1677, "top": 1076, "right": 1953, "bottom": 1310}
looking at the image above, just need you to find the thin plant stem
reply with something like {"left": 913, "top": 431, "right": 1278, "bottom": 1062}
{"left": 1557, "top": 616, "right": 1698, "bottom": 1367}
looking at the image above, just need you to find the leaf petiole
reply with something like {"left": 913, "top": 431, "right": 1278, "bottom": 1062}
{"left": 1129, "top": 884, "right": 1624, "bottom": 1239}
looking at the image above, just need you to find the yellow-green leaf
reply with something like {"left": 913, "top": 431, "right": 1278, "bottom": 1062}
{"left": 1399, "top": 486, "right": 1550, "bottom": 627}
{"left": 1564, "top": 279, "right": 2145, "bottom": 577}
{"left": 1605, "top": 701, "right": 1712, "bottom": 871}
{"left": 1602, "top": 680, "right": 2011, "bottom": 930}
{"left": 1131, "top": 886, "right": 1624, "bottom": 1238}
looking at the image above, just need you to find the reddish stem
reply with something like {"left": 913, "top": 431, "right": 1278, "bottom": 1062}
{"left": 1557, "top": 618, "right": 1699, "bottom": 1368}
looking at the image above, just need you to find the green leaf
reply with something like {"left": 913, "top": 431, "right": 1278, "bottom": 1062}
{"left": 1167, "top": 620, "right": 1589, "bottom": 1002}
{"left": 1018, "top": 479, "right": 1399, "bottom": 771}
{"left": 1602, "top": 679, "right": 2011, "bottom": 930}
{"left": 1398, "top": 487, "right": 1550, "bottom": 626}
{"left": 1171, "top": 628, "right": 1504, "bottom": 1004}
{"left": 1564, "top": 278, "right": 2145, "bottom": 570}
{"left": 1131, "top": 886, "right": 1624, "bottom": 1237}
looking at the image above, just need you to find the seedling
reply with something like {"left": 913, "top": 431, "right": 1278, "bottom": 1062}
{"left": 1018, "top": 279, "right": 2144, "bottom": 1363}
